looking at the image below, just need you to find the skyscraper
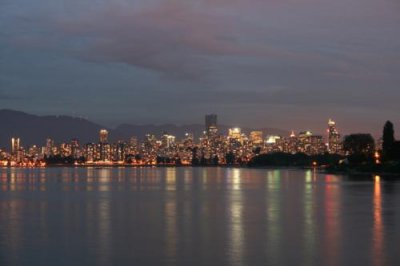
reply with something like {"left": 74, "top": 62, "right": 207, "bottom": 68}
{"left": 45, "top": 138, "right": 54, "bottom": 157}
{"left": 250, "top": 131, "right": 263, "bottom": 145}
{"left": 205, "top": 114, "right": 218, "bottom": 137}
{"left": 327, "top": 119, "right": 342, "bottom": 154}
{"left": 11, "top": 137, "right": 20, "bottom": 155}
{"left": 99, "top": 129, "right": 109, "bottom": 143}
{"left": 71, "top": 139, "right": 80, "bottom": 159}
{"left": 98, "top": 129, "right": 110, "bottom": 161}
{"left": 11, "top": 137, "right": 22, "bottom": 162}
{"left": 228, "top": 128, "right": 242, "bottom": 139}
{"left": 161, "top": 132, "right": 176, "bottom": 149}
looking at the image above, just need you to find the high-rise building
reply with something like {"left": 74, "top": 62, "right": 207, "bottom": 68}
{"left": 285, "top": 131, "right": 298, "bottom": 154}
{"left": 98, "top": 143, "right": 111, "bottom": 161}
{"left": 85, "top": 143, "right": 96, "bottom": 162}
{"left": 71, "top": 139, "right": 80, "bottom": 159}
{"left": 11, "top": 137, "right": 23, "bottom": 162}
{"left": 205, "top": 114, "right": 218, "bottom": 137}
{"left": 45, "top": 138, "right": 54, "bottom": 157}
{"left": 114, "top": 141, "right": 126, "bottom": 162}
{"left": 130, "top": 136, "right": 138, "bottom": 147}
{"left": 98, "top": 129, "right": 110, "bottom": 161}
{"left": 250, "top": 131, "right": 263, "bottom": 145}
{"left": 183, "top": 133, "right": 194, "bottom": 149}
{"left": 264, "top": 135, "right": 283, "bottom": 152}
{"left": 228, "top": 128, "right": 242, "bottom": 139}
{"left": 11, "top": 137, "right": 20, "bottom": 155}
{"left": 327, "top": 119, "right": 342, "bottom": 154}
{"left": 144, "top": 134, "right": 157, "bottom": 152}
{"left": 99, "top": 129, "right": 109, "bottom": 143}
{"left": 161, "top": 133, "right": 176, "bottom": 149}
{"left": 298, "top": 131, "right": 326, "bottom": 155}
{"left": 128, "top": 136, "right": 138, "bottom": 154}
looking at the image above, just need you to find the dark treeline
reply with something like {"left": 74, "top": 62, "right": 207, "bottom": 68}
{"left": 327, "top": 121, "right": 400, "bottom": 174}
{"left": 44, "top": 155, "right": 85, "bottom": 165}
{"left": 44, "top": 121, "right": 400, "bottom": 173}
{"left": 248, "top": 152, "right": 343, "bottom": 167}
{"left": 249, "top": 121, "right": 400, "bottom": 174}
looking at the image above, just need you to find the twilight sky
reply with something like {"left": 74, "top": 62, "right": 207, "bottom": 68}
{"left": 1, "top": 0, "right": 399, "bottom": 135}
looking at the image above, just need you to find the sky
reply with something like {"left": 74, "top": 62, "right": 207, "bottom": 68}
{"left": 1, "top": 0, "right": 399, "bottom": 135}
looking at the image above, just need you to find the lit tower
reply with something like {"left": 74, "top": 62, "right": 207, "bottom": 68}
{"left": 228, "top": 128, "right": 242, "bottom": 139}
{"left": 99, "top": 129, "right": 110, "bottom": 161}
{"left": 327, "top": 119, "right": 341, "bottom": 154}
{"left": 45, "top": 138, "right": 55, "bottom": 157}
{"left": 250, "top": 131, "right": 263, "bottom": 145}
{"left": 99, "top": 129, "right": 109, "bottom": 143}
{"left": 11, "top": 137, "right": 20, "bottom": 155}
{"left": 11, "top": 137, "right": 22, "bottom": 162}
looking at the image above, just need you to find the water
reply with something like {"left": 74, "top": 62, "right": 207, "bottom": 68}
{"left": 0, "top": 167, "right": 399, "bottom": 266}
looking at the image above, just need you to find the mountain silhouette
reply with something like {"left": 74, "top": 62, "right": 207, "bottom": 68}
{"left": 0, "top": 109, "right": 288, "bottom": 149}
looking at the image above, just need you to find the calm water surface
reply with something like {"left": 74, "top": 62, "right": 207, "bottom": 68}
{"left": 0, "top": 167, "right": 400, "bottom": 266}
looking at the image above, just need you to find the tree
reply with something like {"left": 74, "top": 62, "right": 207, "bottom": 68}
{"left": 212, "top": 155, "right": 219, "bottom": 165}
{"left": 343, "top": 134, "right": 375, "bottom": 164}
{"left": 383, "top": 121, "right": 395, "bottom": 160}
{"left": 191, "top": 147, "right": 199, "bottom": 165}
{"left": 200, "top": 155, "right": 208, "bottom": 166}
{"left": 225, "top": 151, "right": 235, "bottom": 165}
{"left": 253, "top": 147, "right": 262, "bottom": 155}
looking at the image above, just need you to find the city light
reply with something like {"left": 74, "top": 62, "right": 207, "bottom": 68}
{"left": 0, "top": 115, "right": 349, "bottom": 167}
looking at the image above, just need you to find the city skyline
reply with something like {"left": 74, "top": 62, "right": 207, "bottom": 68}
{"left": 1, "top": 0, "right": 399, "bottom": 133}
{"left": 1, "top": 1, "right": 399, "bottom": 265}
{"left": 0, "top": 115, "right": 352, "bottom": 166}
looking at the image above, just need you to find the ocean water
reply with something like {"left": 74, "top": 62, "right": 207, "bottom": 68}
{"left": 0, "top": 167, "right": 399, "bottom": 266}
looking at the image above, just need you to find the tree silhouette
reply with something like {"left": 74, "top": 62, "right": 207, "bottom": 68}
{"left": 212, "top": 155, "right": 219, "bottom": 165}
{"left": 225, "top": 151, "right": 235, "bottom": 165}
{"left": 383, "top": 121, "right": 395, "bottom": 161}
{"left": 343, "top": 134, "right": 375, "bottom": 164}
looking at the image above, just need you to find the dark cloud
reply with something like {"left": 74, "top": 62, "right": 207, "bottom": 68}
{"left": 0, "top": 0, "right": 399, "bottom": 133}
{"left": 40, "top": 2, "right": 306, "bottom": 82}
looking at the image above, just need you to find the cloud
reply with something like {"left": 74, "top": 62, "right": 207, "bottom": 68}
{"left": 8, "top": 1, "right": 319, "bottom": 82}
{"left": 11, "top": 0, "right": 397, "bottom": 85}
{"left": 1, "top": 0, "right": 400, "bottom": 132}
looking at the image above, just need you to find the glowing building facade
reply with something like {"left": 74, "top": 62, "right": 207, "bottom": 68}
{"left": 327, "top": 119, "right": 342, "bottom": 154}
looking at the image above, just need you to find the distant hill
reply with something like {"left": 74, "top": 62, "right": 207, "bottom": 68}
{"left": 0, "top": 109, "right": 105, "bottom": 148}
{"left": 0, "top": 109, "right": 288, "bottom": 149}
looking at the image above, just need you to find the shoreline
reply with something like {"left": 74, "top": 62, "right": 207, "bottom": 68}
{"left": 1, "top": 164, "right": 399, "bottom": 177}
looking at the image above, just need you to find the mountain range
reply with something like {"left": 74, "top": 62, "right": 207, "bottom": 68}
{"left": 0, "top": 109, "right": 288, "bottom": 148}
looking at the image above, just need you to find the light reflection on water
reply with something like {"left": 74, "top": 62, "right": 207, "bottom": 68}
{"left": 373, "top": 175, "right": 384, "bottom": 266}
{"left": 227, "top": 168, "right": 243, "bottom": 266}
{"left": 0, "top": 167, "right": 400, "bottom": 266}
{"left": 303, "top": 170, "right": 316, "bottom": 266}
